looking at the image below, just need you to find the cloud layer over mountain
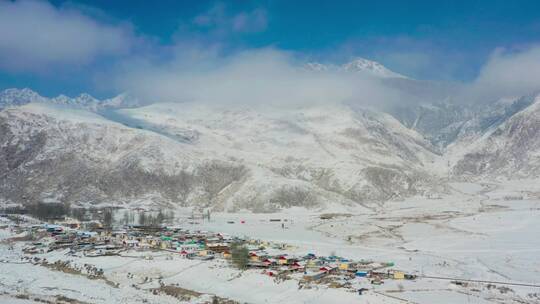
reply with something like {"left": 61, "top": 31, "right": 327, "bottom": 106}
{"left": 2, "top": 0, "right": 540, "bottom": 109}
{"left": 112, "top": 49, "right": 407, "bottom": 109}
{"left": 469, "top": 45, "right": 540, "bottom": 101}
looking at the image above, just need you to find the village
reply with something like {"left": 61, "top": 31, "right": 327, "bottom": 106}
{"left": 2, "top": 188, "right": 540, "bottom": 304}
{"left": 0, "top": 208, "right": 420, "bottom": 300}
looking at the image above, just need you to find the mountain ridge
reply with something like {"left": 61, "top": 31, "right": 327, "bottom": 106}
{"left": 1, "top": 62, "right": 539, "bottom": 211}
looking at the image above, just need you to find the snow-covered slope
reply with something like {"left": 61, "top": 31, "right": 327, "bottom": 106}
{"left": 0, "top": 99, "right": 442, "bottom": 211}
{"left": 1, "top": 81, "right": 539, "bottom": 211}
{"left": 449, "top": 94, "right": 540, "bottom": 178}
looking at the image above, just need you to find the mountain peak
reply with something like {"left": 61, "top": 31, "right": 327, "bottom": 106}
{"left": 0, "top": 88, "right": 46, "bottom": 108}
{"left": 303, "top": 58, "right": 406, "bottom": 78}
{"left": 0, "top": 88, "right": 143, "bottom": 111}
{"left": 342, "top": 58, "right": 405, "bottom": 78}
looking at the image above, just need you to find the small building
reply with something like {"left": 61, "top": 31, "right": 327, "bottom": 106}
{"left": 263, "top": 258, "right": 277, "bottom": 266}
{"left": 393, "top": 271, "right": 405, "bottom": 280}
{"left": 306, "top": 260, "right": 317, "bottom": 268}
{"left": 207, "top": 243, "right": 230, "bottom": 253}
{"left": 249, "top": 252, "right": 259, "bottom": 262}
{"left": 303, "top": 271, "right": 328, "bottom": 281}
{"left": 123, "top": 239, "right": 139, "bottom": 248}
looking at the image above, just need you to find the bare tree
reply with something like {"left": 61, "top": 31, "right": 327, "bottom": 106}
{"left": 29, "top": 202, "right": 68, "bottom": 221}
{"left": 102, "top": 208, "right": 113, "bottom": 230}
{"left": 122, "top": 210, "right": 130, "bottom": 225}
{"left": 156, "top": 209, "right": 165, "bottom": 226}
{"left": 230, "top": 242, "right": 249, "bottom": 270}
{"left": 139, "top": 212, "right": 147, "bottom": 226}
{"left": 176, "top": 170, "right": 194, "bottom": 206}
{"left": 70, "top": 207, "right": 86, "bottom": 221}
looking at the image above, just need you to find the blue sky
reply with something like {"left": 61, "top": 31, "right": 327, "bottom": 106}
{"left": 1, "top": 0, "right": 540, "bottom": 98}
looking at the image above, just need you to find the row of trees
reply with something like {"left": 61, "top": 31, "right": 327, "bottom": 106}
{"left": 27, "top": 202, "right": 69, "bottom": 221}
{"left": 121, "top": 209, "right": 175, "bottom": 227}
{"left": 24, "top": 203, "right": 175, "bottom": 229}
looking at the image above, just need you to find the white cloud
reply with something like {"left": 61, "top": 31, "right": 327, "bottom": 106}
{"left": 112, "top": 48, "right": 404, "bottom": 109}
{"left": 0, "top": 0, "right": 133, "bottom": 72}
{"left": 468, "top": 45, "right": 540, "bottom": 101}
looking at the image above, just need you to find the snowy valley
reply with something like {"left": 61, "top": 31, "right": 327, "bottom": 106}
{"left": 1, "top": 59, "right": 539, "bottom": 304}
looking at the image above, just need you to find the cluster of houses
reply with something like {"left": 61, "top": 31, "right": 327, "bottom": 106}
{"left": 244, "top": 250, "right": 415, "bottom": 284}
{"left": 15, "top": 217, "right": 417, "bottom": 287}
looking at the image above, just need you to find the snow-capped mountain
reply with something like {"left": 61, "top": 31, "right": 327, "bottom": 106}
{"left": 0, "top": 88, "right": 47, "bottom": 107}
{"left": 342, "top": 58, "right": 405, "bottom": 78}
{"left": 0, "top": 98, "right": 443, "bottom": 211}
{"left": 0, "top": 88, "right": 141, "bottom": 111}
{"left": 449, "top": 94, "right": 540, "bottom": 178}
{"left": 305, "top": 58, "right": 406, "bottom": 78}
{"left": 1, "top": 60, "right": 539, "bottom": 211}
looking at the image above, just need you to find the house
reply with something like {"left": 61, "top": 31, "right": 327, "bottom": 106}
{"left": 206, "top": 243, "right": 230, "bottom": 253}
{"left": 247, "top": 261, "right": 269, "bottom": 268}
{"left": 393, "top": 271, "right": 405, "bottom": 280}
{"left": 123, "top": 239, "right": 139, "bottom": 248}
{"left": 177, "top": 243, "right": 200, "bottom": 253}
{"left": 249, "top": 252, "right": 259, "bottom": 262}
{"left": 58, "top": 218, "right": 81, "bottom": 229}
{"left": 289, "top": 261, "right": 304, "bottom": 272}
{"left": 137, "top": 243, "right": 152, "bottom": 251}
{"left": 305, "top": 253, "right": 316, "bottom": 259}
{"left": 306, "top": 259, "right": 318, "bottom": 268}
{"left": 319, "top": 266, "right": 333, "bottom": 272}
{"left": 404, "top": 274, "right": 417, "bottom": 280}
{"left": 262, "top": 258, "right": 277, "bottom": 266}
{"left": 303, "top": 271, "right": 328, "bottom": 281}
{"left": 44, "top": 224, "right": 63, "bottom": 233}
{"left": 77, "top": 231, "right": 97, "bottom": 239}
